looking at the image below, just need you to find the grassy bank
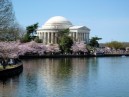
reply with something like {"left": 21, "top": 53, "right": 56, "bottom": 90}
{"left": 0, "top": 65, "right": 20, "bottom": 71}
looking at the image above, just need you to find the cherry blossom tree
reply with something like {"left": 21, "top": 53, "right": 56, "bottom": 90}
{"left": 46, "top": 44, "right": 60, "bottom": 54}
{"left": 18, "top": 41, "right": 47, "bottom": 56}
{"left": 0, "top": 41, "right": 20, "bottom": 59}
{"left": 71, "top": 42, "right": 88, "bottom": 55}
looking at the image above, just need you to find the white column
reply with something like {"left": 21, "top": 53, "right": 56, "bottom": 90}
{"left": 84, "top": 33, "right": 86, "bottom": 42}
{"left": 46, "top": 32, "right": 48, "bottom": 44}
{"left": 78, "top": 33, "right": 80, "bottom": 42}
{"left": 42, "top": 33, "right": 43, "bottom": 40}
{"left": 82, "top": 33, "right": 83, "bottom": 41}
{"left": 49, "top": 32, "right": 50, "bottom": 43}
{"left": 51, "top": 32, "right": 53, "bottom": 44}
{"left": 50, "top": 32, "right": 51, "bottom": 44}
{"left": 85, "top": 33, "right": 87, "bottom": 42}
{"left": 80, "top": 33, "right": 81, "bottom": 41}
{"left": 85, "top": 33, "right": 87, "bottom": 43}
{"left": 81, "top": 33, "right": 83, "bottom": 41}
{"left": 80, "top": 33, "right": 82, "bottom": 41}
{"left": 75, "top": 32, "right": 78, "bottom": 41}
{"left": 43, "top": 32, "right": 44, "bottom": 44}
{"left": 83, "top": 33, "right": 84, "bottom": 41}
{"left": 79, "top": 33, "right": 81, "bottom": 42}
{"left": 42, "top": 33, "right": 44, "bottom": 44}
{"left": 47, "top": 32, "right": 49, "bottom": 44}
{"left": 44, "top": 32, "right": 46, "bottom": 44}
{"left": 87, "top": 33, "right": 89, "bottom": 43}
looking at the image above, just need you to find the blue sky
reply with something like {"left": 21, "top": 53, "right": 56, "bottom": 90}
{"left": 12, "top": 0, "right": 129, "bottom": 43}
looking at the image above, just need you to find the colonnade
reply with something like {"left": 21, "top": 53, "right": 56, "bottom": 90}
{"left": 39, "top": 32, "right": 58, "bottom": 44}
{"left": 70, "top": 32, "right": 89, "bottom": 43}
{"left": 38, "top": 32, "right": 89, "bottom": 44}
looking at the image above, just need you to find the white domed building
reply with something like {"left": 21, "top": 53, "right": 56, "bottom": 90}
{"left": 37, "top": 16, "right": 90, "bottom": 44}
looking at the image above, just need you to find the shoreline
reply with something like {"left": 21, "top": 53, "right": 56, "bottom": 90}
{"left": 0, "top": 64, "right": 23, "bottom": 79}
{"left": 19, "top": 54, "right": 129, "bottom": 59}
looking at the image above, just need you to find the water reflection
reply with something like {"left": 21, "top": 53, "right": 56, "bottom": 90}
{"left": 0, "top": 57, "right": 129, "bottom": 97}
{"left": 0, "top": 75, "right": 21, "bottom": 97}
{"left": 0, "top": 58, "right": 99, "bottom": 97}
{"left": 21, "top": 58, "right": 97, "bottom": 97}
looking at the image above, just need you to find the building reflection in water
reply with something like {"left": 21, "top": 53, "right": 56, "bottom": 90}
{"left": 34, "top": 58, "right": 98, "bottom": 96}
{"left": 1, "top": 57, "right": 129, "bottom": 97}
{"left": 0, "top": 58, "right": 99, "bottom": 97}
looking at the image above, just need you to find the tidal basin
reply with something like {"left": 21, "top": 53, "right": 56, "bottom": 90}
{"left": 0, "top": 57, "right": 129, "bottom": 97}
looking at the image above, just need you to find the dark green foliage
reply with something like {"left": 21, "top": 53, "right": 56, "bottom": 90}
{"left": 57, "top": 29, "right": 73, "bottom": 53}
{"left": 59, "top": 36, "right": 73, "bottom": 53}
{"left": 26, "top": 23, "right": 38, "bottom": 34}
{"left": 89, "top": 37, "right": 102, "bottom": 47}
{"left": 34, "top": 37, "right": 42, "bottom": 43}
{"left": 26, "top": 23, "right": 38, "bottom": 40}
{"left": 57, "top": 29, "right": 70, "bottom": 43}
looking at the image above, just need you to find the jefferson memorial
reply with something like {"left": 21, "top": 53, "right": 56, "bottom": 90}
{"left": 37, "top": 16, "right": 90, "bottom": 44}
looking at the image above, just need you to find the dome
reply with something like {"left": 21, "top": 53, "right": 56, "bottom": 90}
{"left": 42, "top": 16, "right": 72, "bottom": 30}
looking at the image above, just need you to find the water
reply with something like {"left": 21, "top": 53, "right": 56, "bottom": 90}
{"left": 0, "top": 57, "right": 129, "bottom": 97}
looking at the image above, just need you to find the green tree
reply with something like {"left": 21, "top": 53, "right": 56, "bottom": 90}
{"left": 26, "top": 23, "right": 38, "bottom": 34}
{"left": 26, "top": 23, "right": 38, "bottom": 40}
{"left": 106, "top": 41, "right": 124, "bottom": 49}
{"left": 89, "top": 37, "right": 102, "bottom": 47}
{"left": 59, "top": 36, "right": 73, "bottom": 53}
{"left": 56, "top": 29, "right": 73, "bottom": 53}
{"left": 57, "top": 29, "right": 70, "bottom": 43}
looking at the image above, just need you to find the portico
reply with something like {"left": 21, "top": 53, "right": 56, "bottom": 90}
{"left": 37, "top": 16, "right": 90, "bottom": 44}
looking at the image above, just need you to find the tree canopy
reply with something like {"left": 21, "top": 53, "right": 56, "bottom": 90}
{"left": 57, "top": 29, "right": 73, "bottom": 53}
{"left": 26, "top": 23, "right": 38, "bottom": 40}
{"left": 89, "top": 37, "right": 102, "bottom": 47}
{"left": 106, "top": 41, "right": 124, "bottom": 49}
{"left": 59, "top": 36, "right": 73, "bottom": 53}
{"left": 26, "top": 23, "right": 38, "bottom": 35}
{"left": 20, "top": 23, "right": 39, "bottom": 42}
{"left": 56, "top": 29, "right": 70, "bottom": 43}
